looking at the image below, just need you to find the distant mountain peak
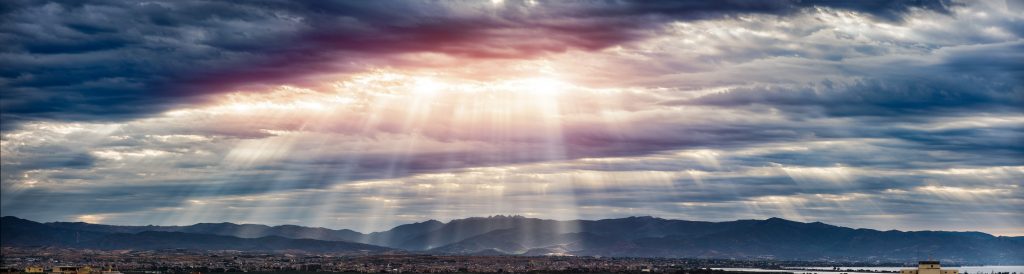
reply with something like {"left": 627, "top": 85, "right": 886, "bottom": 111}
{"left": 481, "top": 215, "right": 527, "bottom": 219}
{"left": 763, "top": 217, "right": 799, "bottom": 223}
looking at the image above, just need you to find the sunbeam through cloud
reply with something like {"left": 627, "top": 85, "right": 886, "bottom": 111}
{"left": 1, "top": 0, "right": 1023, "bottom": 267}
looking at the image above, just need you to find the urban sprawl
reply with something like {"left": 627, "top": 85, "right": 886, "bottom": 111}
{"left": 0, "top": 247, "right": 1015, "bottom": 274}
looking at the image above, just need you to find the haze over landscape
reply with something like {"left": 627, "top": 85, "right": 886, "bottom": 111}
{"left": 1, "top": 0, "right": 1023, "bottom": 266}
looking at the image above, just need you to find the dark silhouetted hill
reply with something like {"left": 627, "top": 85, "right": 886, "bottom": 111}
{"left": 3, "top": 216, "right": 388, "bottom": 253}
{"left": 5, "top": 215, "right": 1022, "bottom": 264}
{"left": 47, "top": 220, "right": 363, "bottom": 242}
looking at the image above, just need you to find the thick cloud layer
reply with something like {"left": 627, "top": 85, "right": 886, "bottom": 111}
{"left": 1, "top": 0, "right": 954, "bottom": 129}
{"left": 1, "top": 0, "right": 1022, "bottom": 235}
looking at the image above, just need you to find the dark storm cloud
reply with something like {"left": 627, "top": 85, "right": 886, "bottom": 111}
{"left": 678, "top": 41, "right": 1024, "bottom": 118}
{"left": 4, "top": 146, "right": 97, "bottom": 170}
{"left": 1, "top": 0, "right": 951, "bottom": 130}
{"left": 680, "top": 75, "right": 1021, "bottom": 120}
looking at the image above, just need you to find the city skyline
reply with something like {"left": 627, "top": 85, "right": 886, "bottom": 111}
{"left": 2, "top": 1, "right": 1022, "bottom": 236}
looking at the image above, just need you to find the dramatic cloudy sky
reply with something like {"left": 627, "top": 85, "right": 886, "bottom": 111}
{"left": 1, "top": 0, "right": 1022, "bottom": 235}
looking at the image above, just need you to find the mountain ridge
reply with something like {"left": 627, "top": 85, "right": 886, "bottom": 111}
{"left": 4, "top": 215, "right": 1021, "bottom": 264}
{"left": 1, "top": 216, "right": 389, "bottom": 253}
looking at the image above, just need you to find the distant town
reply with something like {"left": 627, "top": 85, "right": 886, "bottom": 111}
{"left": 3, "top": 247, "right": 1018, "bottom": 274}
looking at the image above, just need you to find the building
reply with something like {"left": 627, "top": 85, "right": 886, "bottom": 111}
{"left": 901, "top": 261, "right": 958, "bottom": 274}
{"left": 25, "top": 266, "right": 45, "bottom": 273}
{"left": 50, "top": 266, "right": 92, "bottom": 274}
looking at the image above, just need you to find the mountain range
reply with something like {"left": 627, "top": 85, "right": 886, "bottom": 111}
{"left": 3, "top": 215, "right": 1021, "bottom": 264}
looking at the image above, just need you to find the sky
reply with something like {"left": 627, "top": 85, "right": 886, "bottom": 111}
{"left": 1, "top": 0, "right": 1022, "bottom": 236}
